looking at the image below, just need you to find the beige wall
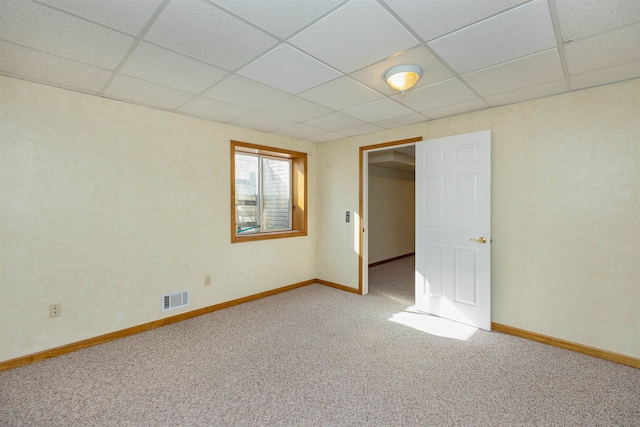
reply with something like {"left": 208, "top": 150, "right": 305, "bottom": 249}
{"left": 2, "top": 75, "right": 638, "bottom": 363}
{"left": 367, "top": 165, "right": 415, "bottom": 264}
{"left": 0, "top": 76, "right": 317, "bottom": 362}
{"left": 317, "top": 79, "right": 640, "bottom": 358}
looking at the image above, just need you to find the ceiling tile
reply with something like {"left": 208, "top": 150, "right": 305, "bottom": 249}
{"left": 103, "top": 75, "right": 194, "bottom": 110}
{"left": 564, "top": 22, "right": 640, "bottom": 75}
{"left": 428, "top": 0, "right": 557, "bottom": 74}
{"left": 485, "top": 78, "right": 567, "bottom": 107}
{"left": 393, "top": 78, "right": 478, "bottom": 111}
{"left": 209, "top": 0, "right": 344, "bottom": 39}
{"left": 463, "top": 49, "right": 564, "bottom": 96}
{"left": 271, "top": 123, "right": 327, "bottom": 140}
{"left": 306, "top": 132, "right": 346, "bottom": 143}
{"left": 384, "top": 0, "right": 527, "bottom": 42}
{"left": 341, "top": 123, "right": 385, "bottom": 136}
{"left": 178, "top": 96, "right": 251, "bottom": 122}
{"left": 231, "top": 111, "right": 295, "bottom": 133}
{"left": 349, "top": 45, "right": 454, "bottom": 96}
{"left": 0, "top": 0, "right": 134, "bottom": 69}
{"left": 342, "top": 98, "right": 415, "bottom": 122}
{"left": 0, "top": 40, "right": 112, "bottom": 93}
{"left": 299, "top": 77, "right": 383, "bottom": 110}
{"left": 422, "top": 99, "right": 487, "bottom": 119}
{"left": 376, "top": 113, "right": 430, "bottom": 129}
{"left": 556, "top": 0, "right": 640, "bottom": 42}
{"left": 304, "top": 112, "right": 367, "bottom": 132}
{"left": 120, "top": 42, "right": 227, "bottom": 94}
{"left": 238, "top": 44, "right": 341, "bottom": 94}
{"left": 144, "top": 0, "right": 278, "bottom": 70}
{"left": 37, "top": 0, "right": 163, "bottom": 36}
{"left": 289, "top": 0, "right": 419, "bottom": 73}
{"left": 570, "top": 60, "right": 640, "bottom": 90}
{"left": 267, "top": 96, "right": 333, "bottom": 122}
{"left": 203, "top": 75, "right": 290, "bottom": 110}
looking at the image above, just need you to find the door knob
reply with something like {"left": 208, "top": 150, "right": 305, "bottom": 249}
{"left": 470, "top": 237, "right": 487, "bottom": 244}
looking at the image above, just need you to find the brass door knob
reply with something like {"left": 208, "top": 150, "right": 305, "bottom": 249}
{"left": 470, "top": 237, "right": 487, "bottom": 244}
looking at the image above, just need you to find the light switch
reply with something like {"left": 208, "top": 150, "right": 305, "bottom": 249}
{"left": 345, "top": 211, "right": 350, "bottom": 223}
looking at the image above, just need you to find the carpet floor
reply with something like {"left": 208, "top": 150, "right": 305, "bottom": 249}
{"left": 1, "top": 256, "right": 638, "bottom": 426}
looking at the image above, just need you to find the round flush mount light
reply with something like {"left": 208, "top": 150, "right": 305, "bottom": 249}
{"left": 384, "top": 65, "right": 423, "bottom": 93}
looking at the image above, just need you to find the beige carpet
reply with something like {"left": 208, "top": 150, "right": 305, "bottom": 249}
{"left": 1, "top": 256, "right": 638, "bottom": 426}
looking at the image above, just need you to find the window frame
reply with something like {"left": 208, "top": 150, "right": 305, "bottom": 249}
{"left": 231, "top": 140, "right": 307, "bottom": 243}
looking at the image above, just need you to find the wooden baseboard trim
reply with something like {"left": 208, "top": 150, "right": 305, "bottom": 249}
{"left": 0, "top": 279, "right": 316, "bottom": 372}
{"left": 492, "top": 322, "right": 639, "bottom": 369}
{"left": 368, "top": 252, "right": 415, "bottom": 268}
{"left": 7, "top": 285, "right": 635, "bottom": 372}
{"left": 315, "top": 278, "right": 360, "bottom": 294}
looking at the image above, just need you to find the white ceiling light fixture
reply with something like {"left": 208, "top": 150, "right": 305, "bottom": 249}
{"left": 384, "top": 64, "right": 423, "bottom": 93}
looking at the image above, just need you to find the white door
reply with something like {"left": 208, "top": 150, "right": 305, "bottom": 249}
{"left": 415, "top": 130, "right": 491, "bottom": 330}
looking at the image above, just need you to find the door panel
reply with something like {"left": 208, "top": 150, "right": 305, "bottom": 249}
{"left": 415, "top": 130, "right": 491, "bottom": 330}
{"left": 425, "top": 244, "right": 444, "bottom": 297}
{"left": 454, "top": 246, "right": 478, "bottom": 306}
{"left": 454, "top": 174, "right": 478, "bottom": 229}
{"left": 424, "top": 176, "right": 444, "bottom": 227}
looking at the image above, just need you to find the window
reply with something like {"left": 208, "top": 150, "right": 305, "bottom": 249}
{"left": 231, "top": 141, "right": 307, "bottom": 243}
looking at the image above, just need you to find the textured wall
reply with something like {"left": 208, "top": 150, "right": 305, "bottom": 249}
{"left": 2, "top": 75, "right": 638, "bottom": 362}
{"left": 317, "top": 79, "right": 640, "bottom": 358}
{"left": 367, "top": 165, "right": 415, "bottom": 264}
{"left": 0, "top": 76, "right": 317, "bottom": 362}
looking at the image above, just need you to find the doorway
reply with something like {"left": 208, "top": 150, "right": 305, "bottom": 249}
{"left": 359, "top": 137, "right": 422, "bottom": 296}
{"left": 360, "top": 131, "right": 492, "bottom": 330}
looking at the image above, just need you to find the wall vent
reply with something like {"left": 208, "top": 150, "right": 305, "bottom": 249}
{"left": 162, "top": 290, "right": 190, "bottom": 312}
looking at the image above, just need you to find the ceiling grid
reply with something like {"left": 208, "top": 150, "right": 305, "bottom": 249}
{"left": 0, "top": 0, "right": 638, "bottom": 142}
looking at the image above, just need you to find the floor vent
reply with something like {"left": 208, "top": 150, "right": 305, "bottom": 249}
{"left": 162, "top": 290, "right": 190, "bottom": 312}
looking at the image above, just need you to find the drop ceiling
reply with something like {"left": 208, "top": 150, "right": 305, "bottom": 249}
{"left": 1, "top": 0, "right": 638, "bottom": 143}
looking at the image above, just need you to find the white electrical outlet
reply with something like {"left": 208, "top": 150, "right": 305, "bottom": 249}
{"left": 205, "top": 275, "right": 211, "bottom": 286}
{"left": 49, "top": 303, "right": 61, "bottom": 318}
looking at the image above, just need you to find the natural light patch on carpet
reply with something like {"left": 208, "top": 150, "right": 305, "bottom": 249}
{"left": 377, "top": 292, "right": 412, "bottom": 304}
{"left": 389, "top": 308, "right": 477, "bottom": 340}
